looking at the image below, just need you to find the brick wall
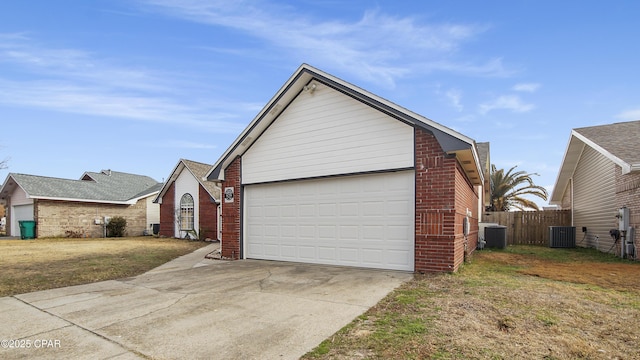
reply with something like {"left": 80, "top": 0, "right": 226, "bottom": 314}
{"left": 454, "top": 160, "right": 480, "bottom": 268}
{"left": 199, "top": 185, "right": 218, "bottom": 240}
{"left": 221, "top": 156, "right": 241, "bottom": 259}
{"left": 35, "top": 198, "right": 148, "bottom": 238}
{"left": 615, "top": 167, "right": 640, "bottom": 259}
{"left": 159, "top": 182, "right": 175, "bottom": 237}
{"left": 414, "top": 127, "right": 478, "bottom": 272}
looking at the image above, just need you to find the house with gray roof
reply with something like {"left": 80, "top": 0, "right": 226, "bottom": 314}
{"left": 0, "top": 169, "right": 162, "bottom": 238}
{"left": 550, "top": 120, "right": 640, "bottom": 257}
{"left": 154, "top": 159, "right": 221, "bottom": 240}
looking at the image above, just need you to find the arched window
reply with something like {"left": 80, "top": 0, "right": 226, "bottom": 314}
{"left": 180, "top": 193, "right": 194, "bottom": 230}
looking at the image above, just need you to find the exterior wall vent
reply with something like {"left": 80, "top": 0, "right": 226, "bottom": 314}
{"left": 549, "top": 226, "right": 576, "bottom": 248}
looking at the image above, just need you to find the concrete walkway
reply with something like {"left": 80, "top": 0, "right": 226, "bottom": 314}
{"left": 0, "top": 242, "right": 413, "bottom": 359}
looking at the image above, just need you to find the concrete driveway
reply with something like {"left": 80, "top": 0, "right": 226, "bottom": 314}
{"left": 0, "top": 243, "right": 413, "bottom": 359}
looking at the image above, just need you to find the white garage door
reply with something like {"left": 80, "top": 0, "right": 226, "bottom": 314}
{"left": 244, "top": 171, "right": 414, "bottom": 271}
{"left": 11, "top": 204, "right": 34, "bottom": 237}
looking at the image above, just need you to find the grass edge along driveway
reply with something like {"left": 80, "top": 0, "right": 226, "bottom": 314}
{"left": 0, "top": 236, "right": 209, "bottom": 297}
{"left": 303, "top": 246, "right": 640, "bottom": 360}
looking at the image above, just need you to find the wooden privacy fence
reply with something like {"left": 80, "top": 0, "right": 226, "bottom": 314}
{"left": 482, "top": 210, "right": 572, "bottom": 246}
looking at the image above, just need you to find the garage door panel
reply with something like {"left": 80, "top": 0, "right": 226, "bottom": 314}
{"left": 244, "top": 171, "right": 414, "bottom": 271}
{"left": 281, "top": 245, "right": 297, "bottom": 259}
{"left": 362, "top": 249, "right": 383, "bottom": 264}
{"left": 318, "top": 247, "right": 336, "bottom": 260}
{"left": 299, "top": 246, "right": 315, "bottom": 259}
{"left": 387, "top": 250, "right": 412, "bottom": 266}
{"left": 339, "top": 248, "right": 359, "bottom": 263}
{"left": 362, "top": 225, "right": 384, "bottom": 240}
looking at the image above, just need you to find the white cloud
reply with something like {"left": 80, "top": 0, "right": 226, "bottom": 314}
{"left": 512, "top": 83, "right": 541, "bottom": 92}
{"left": 616, "top": 108, "right": 640, "bottom": 121}
{"left": 479, "top": 95, "right": 535, "bottom": 114}
{"left": 141, "top": 0, "right": 508, "bottom": 86}
{"left": 0, "top": 34, "right": 249, "bottom": 133}
{"left": 445, "top": 88, "right": 463, "bottom": 111}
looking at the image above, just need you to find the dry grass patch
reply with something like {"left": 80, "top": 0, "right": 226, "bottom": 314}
{"left": 303, "top": 246, "right": 640, "bottom": 360}
{"left": 0, "top": 237, "right": 209, "bottom": 297}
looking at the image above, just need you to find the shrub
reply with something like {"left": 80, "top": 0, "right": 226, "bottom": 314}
{"left": 106, "top": 216, "right": 127, "bottom": 237}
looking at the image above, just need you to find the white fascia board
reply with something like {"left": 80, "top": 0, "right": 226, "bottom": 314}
{"left": 128, "top": 191, "right": 160, "bottom": 204}
{"left": 154, "top": 160, "right": 186, "bottom": 203}
{"left": 572, "top": 130, "right": 630, "bottom": 172}
{"left": 206, "top": 65, "right": 313, "bottom": 181}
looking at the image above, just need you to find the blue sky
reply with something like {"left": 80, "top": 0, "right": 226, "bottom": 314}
{"left": 1, "top": 1, "right": 639, "bottom": 208}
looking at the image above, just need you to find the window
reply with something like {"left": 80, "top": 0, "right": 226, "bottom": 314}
{"left": 180, "top": 193, "right": 194, "bottom": 230}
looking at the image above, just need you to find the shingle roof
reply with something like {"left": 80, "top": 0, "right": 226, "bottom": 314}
{"left": 181, "top": 159, "right": 221, "bottom": 201}
{"left": 550, "top": 120, "right": 640, "bottom": 204}
{"left": 3, "top": 170, "right": 161, "bottom": 204}
{"left": 574, "top": 120, "right": 640, "bottom": 165}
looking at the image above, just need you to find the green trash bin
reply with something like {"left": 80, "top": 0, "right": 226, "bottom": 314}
{"left": 19, "top": 220, "right": 36, "bottom": 239}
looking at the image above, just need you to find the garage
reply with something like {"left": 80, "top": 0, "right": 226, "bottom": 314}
{"left": 208, "top": 64, "right": 484, "bottom": 273}
{"left": 244, "top": 171, "right": 415, "bottom": 271}
{"left": 11, "top": 204, "right": 33, "bottom": 237}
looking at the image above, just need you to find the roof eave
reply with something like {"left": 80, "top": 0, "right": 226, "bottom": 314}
{"left": 207, "top": 64, "right": 482, "bottom": 184}
{"left": 30, "top": 195, "right": 136, "bottom": 205}
{"left": 154, "top": 160, "right": 187, "bottom": 203}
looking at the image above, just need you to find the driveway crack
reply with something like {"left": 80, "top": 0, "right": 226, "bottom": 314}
{"left": 258, "top": 269, "right": 273, "bottom": 291}
{"left": 11, "top": 295, "right": 150, "bottom": 359}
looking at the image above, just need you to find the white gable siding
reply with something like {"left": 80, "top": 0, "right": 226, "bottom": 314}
{"left": 242, "top": 82, "right": 414, "bottom": 184}
{"left": 573, "top": 146, "right": 618, "bottom": 252}
{"left": 174, "top": 170, "right": 199, "bottom": 238}
{"left": 10, "top": 185, "right": 31, "bottom": 206}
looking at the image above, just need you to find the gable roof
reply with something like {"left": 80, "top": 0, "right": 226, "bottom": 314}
{"left": 206, "top": 63, "right": 483, "bottom": 186}
{"left": 154, "top": 159, "right": 221, "bottom": 203}
{"left": 550, "top": 120, "right": 640, "bottom": 204}
{"left": 0, "top": 170, "right": 161, "bottom": 205}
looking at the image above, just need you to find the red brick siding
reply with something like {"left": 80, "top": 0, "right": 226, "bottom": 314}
{"left": 159, "top": 182, "right": 175, "bottom": 237}
{"left": 615, "top": 167, "right": 640, "bottom": 259}
{"left": 414, "top": 127, "right": 478, "bottom": 272}
{"left": 221, "top": 156, "right": 241, "bottom": 259}
{"left": 454, "top": 160, "right": 479, "bottom": 269}
{"left": 199, "top": 185, "right": 218, "bottom": 240}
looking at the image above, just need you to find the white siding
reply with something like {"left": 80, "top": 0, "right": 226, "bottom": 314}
{"left": 174, "top": 170, "right": 199, "bottom": 238}
{"left": 573, "top": 146, "right": 618, "bottom": 252}
{"left": 242, "top": 82, "right": 414, "bottom": 184}
{"left": 244, "top": 171, "right": 415, "bottom": 271}
{"left": 10, "top": 185, "right": 31, "bottom": 206}
{"left": 146, "top": 195, "right": 160, "bottom": 231}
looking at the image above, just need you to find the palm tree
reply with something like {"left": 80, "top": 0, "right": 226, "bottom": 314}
{"left": 488, "top": 164, "right": 548, "bottom": 211}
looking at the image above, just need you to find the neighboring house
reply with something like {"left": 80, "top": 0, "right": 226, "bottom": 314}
{"left": 476, "top": 142, "right": 491, "bottom": 218}
{"left": 550, "top": 120, "right": 640, "bottom": 256}
{"left": 0, "top": 169, "right": 162, "bottom": 238}
{"left": 207, "top": 64, "right": 484, "bottom": 272}
{"left": 154, "top": 159, "right": 221, "bottom": 240}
